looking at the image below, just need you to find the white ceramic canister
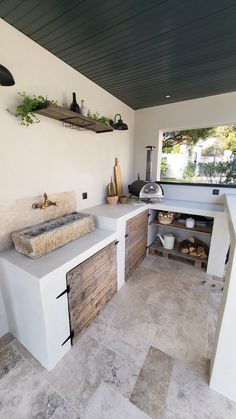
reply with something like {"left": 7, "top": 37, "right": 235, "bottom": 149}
{"left": 186, "top": 217, "right": 195, "bottom": 228}
{"left": 80, "top": 100, "right": 88, "bottom": 117}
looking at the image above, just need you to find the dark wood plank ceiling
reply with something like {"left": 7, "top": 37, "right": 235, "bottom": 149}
{"left": 1, "top": 0, "right": 236, "bottom": 109}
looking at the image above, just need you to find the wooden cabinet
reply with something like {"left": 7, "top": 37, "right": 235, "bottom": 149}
{"left": 125, "top": 211, "right": 148, "bottom": 279}
{"left": 66, "top": 241, "right": 117, "bottom": 343}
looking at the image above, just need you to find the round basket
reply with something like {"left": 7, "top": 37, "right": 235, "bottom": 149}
{"left": 158, "top": 211, "right": 174, "bottom": 225}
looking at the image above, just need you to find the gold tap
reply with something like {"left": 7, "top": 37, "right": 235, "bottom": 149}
{"left": 32, "top": 193, "right": 57, "bottom": 209}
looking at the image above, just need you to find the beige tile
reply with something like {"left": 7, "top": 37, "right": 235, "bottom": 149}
{"left": 162, "top": 360, "right": 236, "bottom": 419}
{"left": 0, "top": 333, "right": 14, "bottom": 353}
{"left": 102, "top": 314, "right": 157, "bottom": 368}
{"left": 0, "top": 359, "right": 80, "bottom": 419}
{"left": 42, "top": 334, "right": 140, "bottom": 414}
{"left": 111, "top": 280, "right": 150, "bottom": 310}
{"left": 152, "top": 323, "right": 208, "bottom": 376}
{"left": 0, "top": 344, "right": 22, "bottom": 380}
{"left": 128, "top": 266, "right": 162, "bottom": 290}
{"left": 130, "top": 347, "right": 173, "bottom": 419}
{"left": 11, "top": 339, "right": 44, "bottom": 372}
{"left": 83, "top": 382, "right": 149, "bottom": 419}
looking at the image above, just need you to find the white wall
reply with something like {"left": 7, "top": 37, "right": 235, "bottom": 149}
{"left": 0, "top": 291, "right": 8, "bottom": 336}
{"left": 0, "top": 19, "right": 135, "bottom": 336}
{"left": 210, "top": 196, "right": 236, "bottom": 402}
{"left": 0, "top": 19, "right": 135, "bottom": 205}
{"left": 134, "top": 92, "right": 236, "bottom": 203}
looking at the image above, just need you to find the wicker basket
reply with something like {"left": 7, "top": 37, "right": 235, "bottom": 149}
{"left": 158, "top": 211, "right": 175, "bottom": 225}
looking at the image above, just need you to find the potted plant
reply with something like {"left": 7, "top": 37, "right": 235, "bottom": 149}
{"left": 106, "top": 177, "right": 118, "bottom": 205}
{"left": 15, "top": 92, "right": 56, "bottom": 126}
{"left": 87, "top": 110, "right": 112, "bottom": 126}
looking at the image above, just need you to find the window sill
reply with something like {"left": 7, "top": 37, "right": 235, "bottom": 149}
{"left": 160, "top": 181, "right": 236, "bottom": 188}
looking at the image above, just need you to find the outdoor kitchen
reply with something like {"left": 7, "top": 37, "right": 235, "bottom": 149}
{"left": 1, "top": 3, "right": 236, "bottom": 419}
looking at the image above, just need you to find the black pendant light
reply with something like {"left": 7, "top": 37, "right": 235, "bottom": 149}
{"left": 0, "top": 65, "right": 15, "bottom": 86}
{"left": 109, "top": 114, "right": 128, "bottom": 130}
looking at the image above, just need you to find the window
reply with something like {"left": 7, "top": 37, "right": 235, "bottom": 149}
{"left": 160, "top": 126, "right": 236, "bottom": 185}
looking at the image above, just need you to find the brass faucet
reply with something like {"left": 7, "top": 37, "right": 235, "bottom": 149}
{"left": 32, "top": 193, "right": 57, "bottom": 209}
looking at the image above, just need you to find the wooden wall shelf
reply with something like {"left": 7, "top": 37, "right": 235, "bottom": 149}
{"left": 150, "top": 219, "right": 213, "bottom": 234}
{"left": 35, "top": 104, "right": 113, "bottom": 134}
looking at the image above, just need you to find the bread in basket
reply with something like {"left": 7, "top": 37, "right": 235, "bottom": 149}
{"left": 158, "top": 211, "right": 175, "bottom": 225}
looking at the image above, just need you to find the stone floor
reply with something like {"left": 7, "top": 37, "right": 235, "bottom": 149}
{"left": 1, "top": 255, "right": 236, "bottom": 419}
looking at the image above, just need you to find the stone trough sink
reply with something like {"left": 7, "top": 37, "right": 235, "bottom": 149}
{"left": 12, "top": 212, "right": 95, "bottom": 258}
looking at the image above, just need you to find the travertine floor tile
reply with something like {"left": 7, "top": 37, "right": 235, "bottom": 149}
{"left": 102, "top": 313, "right": 157, "bottom": 368}
{"left": 152, "top": 325, "right": 209, "bottom": 376}
{"left": 162, "top": 360, "right": 236, "bottom": 419}
{"left": 0, "top": 359, "right": 80, "bottom": 419}
{"left": 128, "top": 266, "right": 162, "bottom": 290}
{"left": 83, "top": 381, "right": 150, "bottom": 419}
{"left": 111, "top": 279, "right": 150, "bottom": 311}
{"left": 0, "top": 332, "right": 14, "bottom": 353}
{"left": 42, "top": 333, "right": 140, "bottom": 414}
{"left": 130, "top": 347, "right": 173, "bottom": 419}
{"left": 0, "top": 344, "right": 21, "bottom": 380}
{"left": 11, "top": 339, "right": 44, "bottom": 372}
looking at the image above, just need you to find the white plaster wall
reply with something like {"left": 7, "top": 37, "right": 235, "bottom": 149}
{"left": 0, "top": 19, "right": 135, "bottom": 205}
{"left": 134, "top": 92, "right": 236, "bottom": 203}
{"left": 0, "top": 19, "right": 135, "bottom": 336}
{"left": 210, "top": 196, "right": 236, "bottom": 401}
{"left": 0, "top": 290, "right": 8, "bottom": 336}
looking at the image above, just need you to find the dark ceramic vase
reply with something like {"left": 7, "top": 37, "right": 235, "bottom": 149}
{"left": 70, "top": 92, "right": 80, "bottom": 113}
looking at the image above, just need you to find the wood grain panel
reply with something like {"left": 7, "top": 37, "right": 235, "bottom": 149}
{"left": 127, "top": 211, "right": 148, "bottom": 246}
{"left": 128, "top": 238, "right": 147, "bottom": 276}
{"left": 69, "top": 257, "right": 116, "bottom": 314}
{"left": 72, "top": 279, "right": 117, "bottom": 343}
{"left": 70, "top": 276, "right": 117, "bottom": 334}
{"left": 126, "top": 211, "right": 148, "bottom": 279}
{"left": 67, "top": 241, "right": 115, "bottom": 289}
{"left": 66, "top": 241, "right": 117, "bottom": 343}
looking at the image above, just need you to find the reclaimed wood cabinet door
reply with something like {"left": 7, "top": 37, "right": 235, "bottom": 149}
{"left": 66, "top": 241, "right": 117, "bottom": 343}
{"left": 125, "top": 211, "right": 148, "bottom": 279}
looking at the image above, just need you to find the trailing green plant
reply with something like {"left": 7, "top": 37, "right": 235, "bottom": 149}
{"left": 15, "top": 92, "right": 57, "bottom": 126}
{"left": 87, "top": 110, "right": 111, "bottom": 126}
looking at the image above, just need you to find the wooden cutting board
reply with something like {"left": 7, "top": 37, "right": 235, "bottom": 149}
{"left": 114, "top": 158, "right": 123, "bottom": 196}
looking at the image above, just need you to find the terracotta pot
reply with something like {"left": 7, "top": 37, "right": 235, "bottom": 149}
{"left": 107, "top": 195, "right": 119, "bottom": 205}
{"left": 119, "top": 195, "right": 128, "bottom": 204}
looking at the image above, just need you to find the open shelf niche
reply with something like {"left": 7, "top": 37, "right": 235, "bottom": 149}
{"left": 148, "top": 210, "right": 213, "bottom": 269}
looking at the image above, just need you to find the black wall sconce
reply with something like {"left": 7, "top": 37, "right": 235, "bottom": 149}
{"left": 0, "top": 65, "right": 15, "bottom": 86}
{"left": 109, "top": 114, "right": 128, "bottom": 130}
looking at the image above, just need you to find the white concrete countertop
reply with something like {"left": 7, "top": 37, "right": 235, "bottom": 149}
{"left": 0, "top": 228, "right": 117, "bottom": 279}
{"left": 225, "top": 194, "right": 236, "bottom": 237}
{"left": 86, "top": 198, "right": 224, "bottom": 221}
{"left": 0, "top": 198, "right": 225, "bottom": 281}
